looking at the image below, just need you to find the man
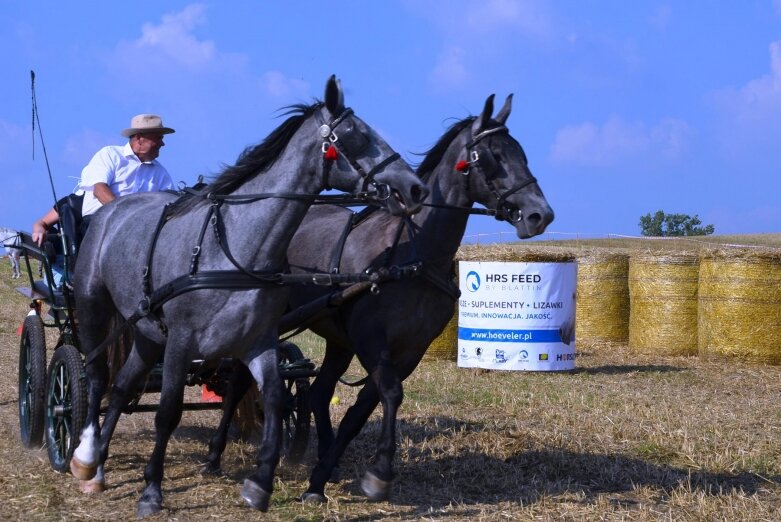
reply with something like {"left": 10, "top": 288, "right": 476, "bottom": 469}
{"left": 32, "top": 113, "right": 175, "bottom": 246}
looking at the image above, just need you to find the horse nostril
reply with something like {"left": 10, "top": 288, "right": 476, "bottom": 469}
{"left": 526, "top": 212, "right": 542, "bottom": 226}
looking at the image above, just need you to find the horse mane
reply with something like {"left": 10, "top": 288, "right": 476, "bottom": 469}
{"left": 169, "top": 102, "right": 323, "bottom": 216}
{"left": 414, "top": 117, "right": 476, "bottom": 178}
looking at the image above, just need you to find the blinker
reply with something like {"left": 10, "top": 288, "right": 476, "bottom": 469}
{"left": 336, "top": 127, "right": 370, "bottom": 155}
{"left": 475, "top": 146, "right": 499, "bottom": 177}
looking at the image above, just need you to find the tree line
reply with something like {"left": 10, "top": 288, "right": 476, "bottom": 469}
{"left": 638, "top": 210, "right": 714, "bottom": 237}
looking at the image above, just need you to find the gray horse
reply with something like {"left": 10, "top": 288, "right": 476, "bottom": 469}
{"left": 0, "top": 227, "right": 22, "bottom": 278}
{"left": 68, "top": 75, "right": 428, "bottom": 516}
{"left": 203, "top": 94, "right": 554, "bottom": 502}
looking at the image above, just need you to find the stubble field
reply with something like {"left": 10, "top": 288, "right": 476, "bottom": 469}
{"left": 0, "top": 235, "right": 779, "bottom": 521}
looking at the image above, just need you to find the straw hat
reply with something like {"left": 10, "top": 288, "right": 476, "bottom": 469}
{"left": 121, "top": 114, "right": 175, "bottom": 138}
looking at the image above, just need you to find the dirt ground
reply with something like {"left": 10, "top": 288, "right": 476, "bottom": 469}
{"left": 0, "top": 260, "right": 780, "bottom": 521}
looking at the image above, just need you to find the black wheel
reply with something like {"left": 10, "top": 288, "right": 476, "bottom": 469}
{"left": 278, "top": 342, "right": 312, "bottom": 463}
{"left": 45, "top": 344, "right": 87, "bottom": 473}
{"left": 18, "top": 314, "right": 47, "bottom": 448}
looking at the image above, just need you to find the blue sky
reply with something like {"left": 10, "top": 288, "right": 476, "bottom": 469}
{"left": 2, "top": 1, "right": 780, "bottom": 241}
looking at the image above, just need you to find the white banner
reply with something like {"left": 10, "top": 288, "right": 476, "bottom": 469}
{"left": 457, "top": 261, "right": 578, "bottom": 371}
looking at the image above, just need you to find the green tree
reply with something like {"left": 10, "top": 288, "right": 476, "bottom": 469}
{"left": 639, "top": 210, "right": 714, "bottom": 237}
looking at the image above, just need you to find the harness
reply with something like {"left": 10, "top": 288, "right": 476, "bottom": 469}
{"left": 324, "top": 122, "right": 540, "bottom": 306}
{"left": 85, "top": 105, "right": 413, "bottom": 364}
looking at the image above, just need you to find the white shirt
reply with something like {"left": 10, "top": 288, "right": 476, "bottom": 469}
{"left": 79, "top": 143, "right": 174, "bottom": 216}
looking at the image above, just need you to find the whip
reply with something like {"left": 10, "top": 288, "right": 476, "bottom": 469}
{"left": 31, "top": 70, "right": 59, "bottom": 207}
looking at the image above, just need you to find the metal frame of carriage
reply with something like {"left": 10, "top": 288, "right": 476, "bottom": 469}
{"left": 15, "top": 226, "right": 319, "bottom": 472}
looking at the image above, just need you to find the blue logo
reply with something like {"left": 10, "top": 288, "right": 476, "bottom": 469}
{"left": 465, "top": 270, "right": 481, "bottom": 292}
{"left": 519, "top": 350, "right": 528, "bottom": 360}
{"left": 494, "top": 349, "right": 507, "bottom": 363}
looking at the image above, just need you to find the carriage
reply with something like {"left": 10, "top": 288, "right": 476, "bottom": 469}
{"left": 14, "top": 223, "right": 318, "bottom": 472}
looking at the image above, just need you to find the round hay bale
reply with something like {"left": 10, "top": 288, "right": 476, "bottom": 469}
{"left": 576, "top": 252, "right": 630, "bottom": 347}
{"left": 628, "top": 252, "right": 700, "bottom": 355}
{"left": 423, "top": 245, "right": 578, "bottom": 362}
{"left": 424, "top": 305, "right": 458, "bottom": 361}
{"left": 698, "top": 248, "right": 781, "bottom": 364}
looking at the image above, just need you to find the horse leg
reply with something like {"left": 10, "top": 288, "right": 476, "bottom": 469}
{"left": 70, "top": 298, "right": 114, "bottom": 483}
{"left": 11, "top": 254, "right": 20, "bottom": 278}
{"left": 240, "top": 346, "right": 284, "bottom": 512}
{"left": 361, "top": 350, "right": 404, "bottom": 501}
{"left": 136, "top": 345, "right": 189, "bottom": 518}
{"left": 202, "top": 362, "right": 253, "bottom": 475}
{"left": 302, "top": 381, "right": 380, "bottom": 503}
{"left": 310, "top": 341, "right": 354, "bottom": 480}
{"left": 91, "top": 333, "right": 162, "bottom": 490}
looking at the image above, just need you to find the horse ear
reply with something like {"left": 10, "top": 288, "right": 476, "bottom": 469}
{"left": 473, "top": 94, "right": 495, "bottom": 133}
{"left": 495, "top": 94, "right": 513, "bottom": 125}
{"left": 324, "top": 75, "right": 344, "bottom": 114}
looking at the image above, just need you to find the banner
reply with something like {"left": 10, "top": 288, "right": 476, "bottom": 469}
{"left": 457, "top": 261, "right": 577, "bottom": 371}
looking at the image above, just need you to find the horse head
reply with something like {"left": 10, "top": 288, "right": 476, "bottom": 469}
{"left": 318, "top": 75, "right": 428, "bottom": 216}
{"left": 458, "top": 94, "right": 554, "bottom": 239}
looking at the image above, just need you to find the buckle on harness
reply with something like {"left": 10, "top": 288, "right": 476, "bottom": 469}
{"left": 312, "top": 273, "right": 334, "bottom": 286}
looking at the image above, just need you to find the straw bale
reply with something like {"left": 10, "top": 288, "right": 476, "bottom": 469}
{"left": 628, "top": 252, "right": 700, "bottom": 355}
{"left": 424, "top": 305, "right": 458, "bottom": 361}
{"left": 457, "top": 243, "right": 578, "bottom": 263}
{"left": 424, "top": 245, "right": 578, "bottom": 361}
{"left": 698, "top": 248, "right": 781, "bottom": 364}
{"left": 576, "top": 251, "right": 630, "bottom": 347}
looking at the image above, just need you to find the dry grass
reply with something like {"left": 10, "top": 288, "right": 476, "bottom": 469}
{"left": 0, "top": 238, "right": 780, "bottom": 520}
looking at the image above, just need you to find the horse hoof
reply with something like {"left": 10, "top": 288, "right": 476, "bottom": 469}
{"left": 200, "top": 462, "right": 222, "bottom": 476}
{"left": 301, "top": 491, "right": 327, "bottom": 504}
{"left": 241, "top": 479, "right": 271, "bottom": 512}
{"left": 79, "top": 478, "right": 106, "bottom": 494}
{"left": 70, "top": 456, "right": 97, "bottom": 481}
{"left": 136, "top": 500, "right": 162, "bottom": 519}
{"left": 361, "top": 470, "right": 391, "bottom": 501}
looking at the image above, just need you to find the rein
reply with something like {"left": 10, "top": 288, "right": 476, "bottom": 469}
{"left": 85, "top": 106, "right": 413, "bottom": 365}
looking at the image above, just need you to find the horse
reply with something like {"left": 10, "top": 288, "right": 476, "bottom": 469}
{"left": 0, "top": 227, "right": 22, "bottom": 278}
{"left": 202, "top": 94, "right": 554, "bottom": 502}
{"left": 67, "top": 75, "right": 428, "bottom": 517}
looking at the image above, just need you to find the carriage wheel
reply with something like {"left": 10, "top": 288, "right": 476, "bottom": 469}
{"left": 18, "top": 314, "right": 47, "bottom": 448}
{"left": 45, "top": 345, "right": 87, "bottom": 473}
{"left": 278, "top": 342, "right": 311, "bottom": 463}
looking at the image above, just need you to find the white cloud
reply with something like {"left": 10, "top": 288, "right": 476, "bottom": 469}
{"left": 260, "top": 71, "right": 310, "bottom": 100}
{"left": 462, "top": 0, "right": 552, "bottom": 39}
{"left": 710, "top": 39, "right": 781, "bottom": 156}
{"left": 721, "top": 40, "right": 781, "bottom": 118}
{"left": 62, "top": 129, "right": 114, "bottom": 168}
{"left": 428, "top": 46, "right": 469, "bottom": 91}
{"left": 649, "top": 4, "right": 672, "bottom": 31}
{"left": 549, "top": 115, "right": 691, "bottom": 168}
{"left": 107, "top": 3, "right": 249, "bottom": 92}
{"left": 134, "top": 4, "right": 215, "bottom": 69}
{"left": 0, "top": 119, "right": 26, "bottom": 159}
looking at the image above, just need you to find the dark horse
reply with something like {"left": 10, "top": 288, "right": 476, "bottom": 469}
{"left": 204, "top": 94, "right": 554, "bottom": 501}
{"left": 68, "top": 75, "right": 428, "bottom": 516}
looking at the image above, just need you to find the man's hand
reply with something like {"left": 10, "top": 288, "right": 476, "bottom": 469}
{"left": 31, "top": 207, "right": 60, "bottom": 247}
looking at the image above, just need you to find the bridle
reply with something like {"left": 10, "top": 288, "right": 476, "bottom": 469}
{"left": 317, "top": 106, "right": 400, "bottom": 202}
{"left": 87, "top": 105, "right": 414, "bottom": 364}
{"left": 458, "top": 125, "right": 538, "bottom": 223}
